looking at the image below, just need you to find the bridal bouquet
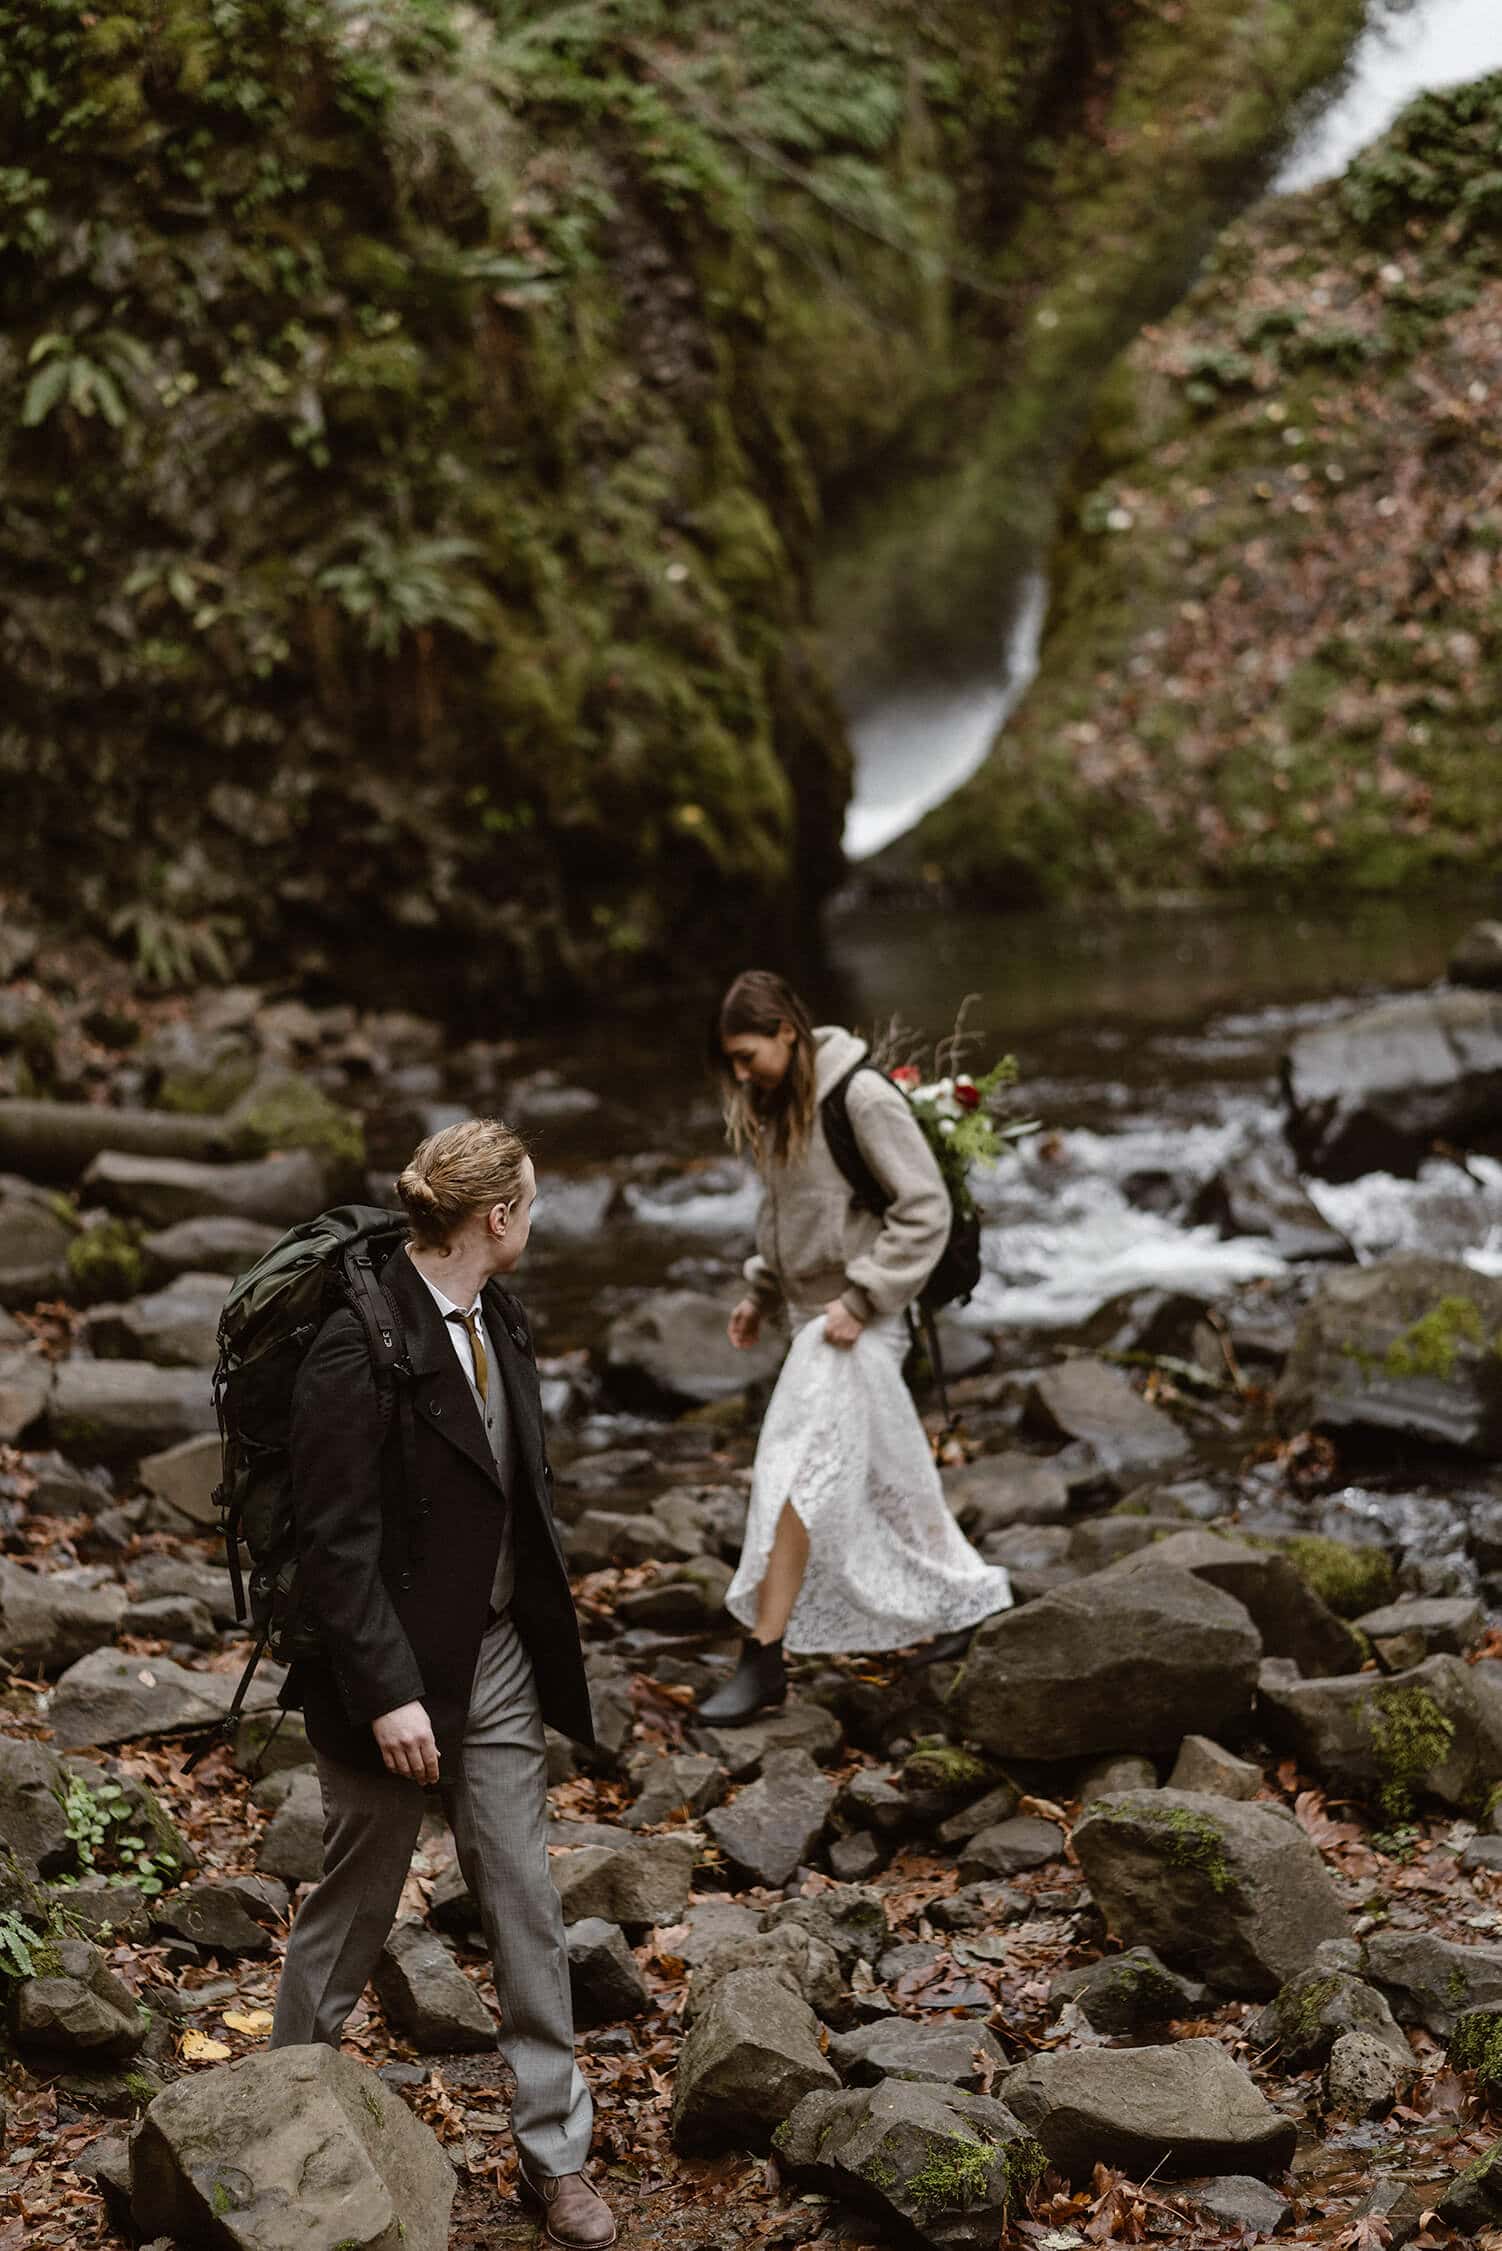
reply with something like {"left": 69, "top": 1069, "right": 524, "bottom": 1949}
{"left": 887, "top": 1054, "right": 1033, "bottom": 1217}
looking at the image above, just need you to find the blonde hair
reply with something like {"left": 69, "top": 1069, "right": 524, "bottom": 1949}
{"left": 397, "top": 1117, "right": 529, "bottom": 1250}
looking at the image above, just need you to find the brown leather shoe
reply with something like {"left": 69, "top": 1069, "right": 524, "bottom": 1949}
{"left": 518, "top": 2160, "right": 617, "bottom": 2249}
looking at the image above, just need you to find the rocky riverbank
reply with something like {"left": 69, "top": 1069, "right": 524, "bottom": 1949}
{"left": 5, "top": 934, "right": 1502, "bottom": 2246}
{"left": 892, "top": 71, "right": 1502, "bottom": 910}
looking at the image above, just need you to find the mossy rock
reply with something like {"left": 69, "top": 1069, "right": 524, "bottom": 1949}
{"left": 1450, "top": 2007, "right": 1502, "bottom": 2097}
{"left": 1276, "top": 1536, "right": 1395, "bottom": 1620}
{"left": 226, "top": 1076, "right": 365, "bottom": 1180}
{"left": 65, "top": 1219, "right": 146, "bottom": 1306}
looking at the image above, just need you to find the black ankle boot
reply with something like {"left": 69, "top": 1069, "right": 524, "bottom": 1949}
{"left": 698, "top": 1636, "right": 787, "bottom": 1726}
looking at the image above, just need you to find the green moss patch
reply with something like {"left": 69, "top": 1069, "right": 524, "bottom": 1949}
{"left": 65, "top": 1219, "right": 145, "bottom": 1306}
{"left": 1276, "top": 1536, "right": 1395, "bottom": 1620}
{"left": 1451, "top": 2009, "right": 1502, "bottom": 2097}
{"left": 1364, "top": 1681, "right": 1457, "bottom": 1822}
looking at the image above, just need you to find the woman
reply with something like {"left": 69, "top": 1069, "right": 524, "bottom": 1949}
{"left": 699, "top": 971, "right": 1012, "bottom": 1725}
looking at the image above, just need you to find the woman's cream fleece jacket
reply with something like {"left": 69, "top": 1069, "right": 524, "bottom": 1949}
{"left": 743, "top": 1025, "right": 951, "bottom": 1322}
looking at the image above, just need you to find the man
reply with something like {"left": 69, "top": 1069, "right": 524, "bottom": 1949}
{"left": 271, "top": 1118, "right": 614, "bottom": 2251}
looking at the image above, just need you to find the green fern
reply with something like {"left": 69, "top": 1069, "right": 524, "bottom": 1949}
{"left": 22, "top": 329, "right": 153, "bottom": 428}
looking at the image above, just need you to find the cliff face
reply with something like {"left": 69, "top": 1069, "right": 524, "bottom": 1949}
{"left": 0, "top": 1, "right": 1366, "bottom": 1007}
{"left": 898, "top": 75, "right": 1502, "bottom": 908}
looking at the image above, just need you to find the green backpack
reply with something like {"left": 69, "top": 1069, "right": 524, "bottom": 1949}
{"left": 185, "top": 1204, "right": 418, "bottom": 1768}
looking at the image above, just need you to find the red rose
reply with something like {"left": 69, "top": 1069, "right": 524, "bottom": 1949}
{"left": 890, "top": 1064, "right": 922, "bottom": 1089}
{"left": 954, "top": 1078, "right": 981, "bottom": 1110}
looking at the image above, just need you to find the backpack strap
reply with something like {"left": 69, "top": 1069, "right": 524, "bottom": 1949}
{"left": 820, "top": 1059, "right": 891, "bottom": 1217}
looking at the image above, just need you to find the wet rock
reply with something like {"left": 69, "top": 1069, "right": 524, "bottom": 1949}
{"left": 1250, "top": 1966, "right": 1410, "bottom": 2066}
{"left": 1284, "top": 988, "right": 1502, "bottom": 1180}
{"left": 706, "top": 1751, "right": 837, "bottom": 1887}
{"left": 1072, "top": 1789, "right": 1347, "bottom": 1996}
{"left": 48, "top": 1646, "right": 281, "bottom": 1747}
{"left": 0, "top": 1735, "right": 73, "bottom": 1873}
{"left": 83, "top": 1147, "right": 329, "bottom": 1229}
{"left": 1167, "top": 1735, "right": 1262, "bottom": 1799}
{"left": 130, "top": 2044, "right": 455, "bottom": 2250}
{"left": 373, "top": 1920, "right": 495, "bottom": 2053}
{"left": 775, "top": 2078, "right": 1044, "bottom": 2251}
{"left": 762, "top": 1884, "right": 890, "bottom": 1972}
{"left": 0, "top": 1193, "right": 71, "bottom": 1307}
{"left": 936, "top": 1782, "right": 1022, "bottom": 1848}
{"left": 685, "top": 1924, "right": 843, "bottom": 2026}
{"left": 550, "top": 1832, "right": 697, "bottom": 1935}
{"left": 49, "top": 1359, "right": 218, "bottom": 1460}
{"left": 565, "top": 1919, "right": 650, "bottom": 2025}
{"left": 623, "top": 1750, "right": 725, "bottom": 1830}
{"left": 255, "top": 1768, "right": 326, "bottom": 1883}
{"left": 606, "top": 1289, "right": 783, "bottom": 1410}
{"left": 1356, "top": 1594, "right": 1483, "bottom": 1667}
{"left": 942, "top": 1454, "right": 1070, "bottom": 1537}
{"left": 829, "top": 2017, "right": 1008, "bottom": 2091}
{"left": 1327, "top": 2029, "right": 1406, "bottom": 2116}
{"left": 84, "top": 1272, "right": 226, "bottom": 1369}
{"left": 670, "top": 1967, "right": 838, "bottom": 2152}
{"left": 151, "top": 1885, "right": 273, "bottom": 1959}
{"left": 141, "top": 1214, "right": 279, "bottom": 1281}
{"left": 1452, "top": 921, "right": 1502, "bottom": 991}
{"left": 1257, "top": 1652, "right": 1502, "bottom": 1814}
{"left": 1105, "top": 1528, "right": 1362, "bottom": 1677}
{"left": 956, "top": 1816, "right": 1064, "bottom": 1882}
{"left": 1021, "top": 1359, "right": 1190, "bottom": 1482}
{"left": 11, "top": 1938, "right": 145, "bottom": 2061}
{"left": 1191, "top": 1143, "right": 1353, "bottom": 1262}
{"left": 1049, "top": 1948, "right": 1209, "bottom": 2035}
{"left": 1003, "top": 2037, "right": 1297, "bottom": 2181}
{"left": 692, "top": 1698, "right": 844, "bottom": 1779}
{"left": 948, "top": 1566, "right": 1261, "bottom": 1761}
{"left": 613, "top": 1555, "right": 733, "bottom": 1631}
{"left": 0, "top": 1347, "right": 51, "bottom": 1441}
{"left": 1184, "top": 2175, "right": 1293, "bottom": 2235}
{"left": 1275, "top": 1256, "right": 1502, "bottom": 1455}
{"left": 0, "top": 1558, "right": 125, "bottom": 1671}
{"left": 1078, "top": 1753, "right": 1158, "bottom": 1805}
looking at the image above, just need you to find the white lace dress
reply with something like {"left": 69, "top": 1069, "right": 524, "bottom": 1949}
{"left": 725, "top": 1310, "right": 1013, "bottom": 1654}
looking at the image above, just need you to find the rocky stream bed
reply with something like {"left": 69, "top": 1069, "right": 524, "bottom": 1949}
{"left": 6, "top": 914, "right": 1502, "bottom": 2249}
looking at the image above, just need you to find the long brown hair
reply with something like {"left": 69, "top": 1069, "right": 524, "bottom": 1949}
{"left": 714, "top": 970, "right": 818, "bottom": 1169}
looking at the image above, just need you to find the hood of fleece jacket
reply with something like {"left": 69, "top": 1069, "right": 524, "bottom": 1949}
{"left": 812, "top": 1024, "right": 869, "bottom": 1099}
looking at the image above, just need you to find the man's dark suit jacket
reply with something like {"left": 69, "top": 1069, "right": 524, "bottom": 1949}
{"left": 280, "top": 1243, "right": 593, "bottom": 1773}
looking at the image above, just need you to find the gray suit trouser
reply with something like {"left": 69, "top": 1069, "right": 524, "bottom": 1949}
{"left": 270, "top": 1609, "right": 592, "bottom": 2175}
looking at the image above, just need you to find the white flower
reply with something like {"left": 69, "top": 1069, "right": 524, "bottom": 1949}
{"left": 940, "top": 1118, "right": 957, "bottom": 1135}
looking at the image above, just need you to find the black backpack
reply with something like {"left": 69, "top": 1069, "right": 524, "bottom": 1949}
{"left": 183, "top": 1205, "right": 419, "bottom": 1770}
{"left": 821, "top": 1058, "right": 984, "bottom": 1428}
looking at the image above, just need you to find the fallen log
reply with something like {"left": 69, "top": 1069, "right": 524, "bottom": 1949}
{"left": 0, "top": 1100, "right": 228, "bottom": 1183}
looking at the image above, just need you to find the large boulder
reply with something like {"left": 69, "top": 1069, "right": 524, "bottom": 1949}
{"left": 0, "top": 1191, "right": 72, "bottom": 1307}
{"left": 142, "top": 1215, "right": 280, "bottom": 1281}
{"left": 1364, "top": 1931, "right": 1502, "bottom": 2037}
{"left": 0, "top": 1558, "right": 125, "bottom": 1671}
{"left": 48, "top": 1647, "right": 283, "bottom": 1748}
{"left": 82, "top": 1148, "right": 329, "bottom": 1229}
{"left": 1021, "top": 1359, "right": 1190, "bottom": 1482}
{"left": 85, "top": 1272, "right": 227, "bottom": 1368}
{"left": 761, "top": 1884, "right": 890, "bottom": 1973}
{"left": 1257, "top": 1653, "right": 1502, "bottom": 1816}
{"left": 1275, "top": 1257, "right": 1502, "bottom": 1456}
{"left": 10, "top": 1938, "right": 146, "bottom": 2062}
{"left": 1250, "top": 1966, "right": 1410, "bottom": 2067}
{"left": 153, "top": 1884, "right": 275, "bottom": 1960}
{"left": 565, "top": 1919, "right": 651, "bottom": 2025}
{"left": 776, "top": 2079, "right": 1045, "bottom": 2251}
{"left": 670, "top": 1967, "right": 838, "bottom": 2152}
{"left": 947, "top": 1567, "right": 1261, "bottom": 1761}
{"left": 372, "top": 1920, "right": 496, "bottom": 2053}
{"left": 130, "top": 2044, "right": 455, "bottom": 2251}
{"left": 827, "top": 2018, "right": 1009, "bottom": 2091}
{"left": 684, "top": 1924, "right": 843, "bottom": 2027}
{"left": 549, "top": 1832, "right": 697, "bottom": 1935}
{"left": 1103, "top": 1529, "right": 1362, "bottom": 1677}
{"left": 0, "top": 1736, "right": 72, "bottom": 1872}
{"left": 49, "top": 1358, "right": 217, "bottom": 1460}
{"left": 705, "top": 1751, "right": 836, "bottom": 1887}
{"left": 1002, "top": 2039, "right": 1297, "bottom": 2182}
{"left": 1072, "top": 1789, "right": 1347, "bottom": 1997}
{"left": 1049, "top": 1949, "right": 1210, "bottom": 2035}
{"left": 605, "top": 1289, "right": 784, "bottom": 1409}
{"left": 1283, "top": 988, "right": 1502, "bottom": 1180}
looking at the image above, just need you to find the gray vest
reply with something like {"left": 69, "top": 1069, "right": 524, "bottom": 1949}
{"left": 456, "top": 1307, "right": 517, "bottom": 1616}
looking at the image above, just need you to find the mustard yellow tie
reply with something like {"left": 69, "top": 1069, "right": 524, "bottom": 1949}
{"left": 448, "top": 1308, "right": 488, "bottom": 1407}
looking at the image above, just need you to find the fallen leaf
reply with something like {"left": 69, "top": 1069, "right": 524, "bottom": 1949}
{"left": 222, "top": 2009, "right": 273, "bottom": 2035}
{"left": 181, "top": 2029, "right": 232, "bottom": 2061}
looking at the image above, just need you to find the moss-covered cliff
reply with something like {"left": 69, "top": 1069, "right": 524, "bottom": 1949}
{"left": 896, "top": 73, "right": 1502, "bottom": 906}
{"left": 0, "top": 0, "right": 1367, "bottom": 1006}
